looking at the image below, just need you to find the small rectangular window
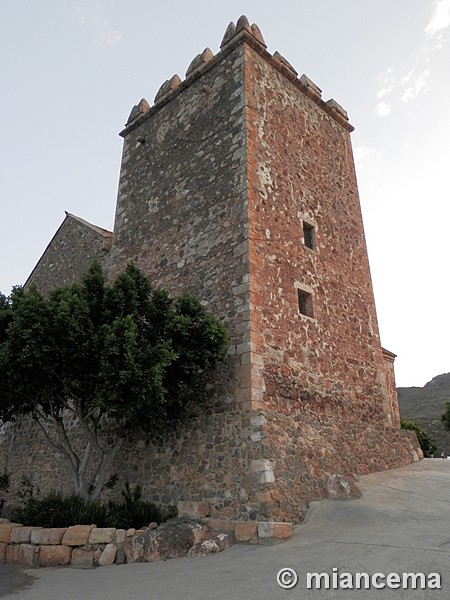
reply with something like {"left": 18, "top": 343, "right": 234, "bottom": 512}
{"left": 303, "top": 222, "right": 316, "bottom": 250}
{"left": 298, "top": 289, "right": 314, "bottom": 318}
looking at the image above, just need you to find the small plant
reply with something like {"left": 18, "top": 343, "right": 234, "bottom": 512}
{"left": 9, "top": 482, "right": 168, "bottom": 529}
{"left": 401, "top": 418, "right": 437, "bottom": 458}
{"left": 17, "top": 474, "right": 39, "bottom": 503}
{"left": 107, "top": 483, "right": 163, "bottom": 529}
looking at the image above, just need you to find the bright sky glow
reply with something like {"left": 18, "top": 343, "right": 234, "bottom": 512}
{"left": 1, "top": 1, "right": 449, "bottom": 387}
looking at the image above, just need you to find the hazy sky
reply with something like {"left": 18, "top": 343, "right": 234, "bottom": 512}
{"left": 1, "top": 1, "right": 449, "bottom": 387}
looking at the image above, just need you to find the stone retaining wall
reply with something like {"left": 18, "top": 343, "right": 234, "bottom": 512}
{"left": 0, "top": 516, "right": 292, "bottom": 568}
{"left": 0, "top": 522, "right": 146, "bottom": 568}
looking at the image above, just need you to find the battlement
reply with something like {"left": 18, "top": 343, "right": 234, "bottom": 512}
{"left": 121, "top": 15, "right": 353, "bottom": 137}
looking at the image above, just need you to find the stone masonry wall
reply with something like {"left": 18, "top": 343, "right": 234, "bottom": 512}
{"left": 107, "top": 40, "right": 252, "bottom": 412}
{"left": 244, "top": 41, "right": 393, "bottom": 423}
{"left": 26, "top": 214, "right": 112, "bottom": 295}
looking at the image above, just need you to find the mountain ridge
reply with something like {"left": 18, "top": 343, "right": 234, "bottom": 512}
{"left": 398, "top": 372, "right": 450, "bottom": 456}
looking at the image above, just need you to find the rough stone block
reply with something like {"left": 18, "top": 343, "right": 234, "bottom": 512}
{"left": 115, "top": 546, "right": 125, "bottom": 565}
{"left": 251, "top": 459, "right": 272, "bottom": 473}
{"left": 39, "top": 545, "right": 71, "bottom": 566}
{"left": 115, "top": 529, "right": 126, "bottom": 544}
{"left": 93, "top": 547, "right": 103, "bottom": 563}
{"left": 20, "top": 544, "right": 39, "bottom": 567}
{"left": 178, "top": 501, "right": 210, "bottom": 519}
{"left": 62, "top": 525, "right": 93, "bottom": 546}
{"left": 98, "top": 543, "right": 117, "bottom": 566}
{"left": 70, "top": 547, "right": 95, "bottom": 569}
{"left": 0, "top": 542, "right": 7, "bottom": 562}
{"left": 235, "top": 522, "right": 257, "bottom": 543}
{"left": 31, "top": 528, "right": 67, "bottom": 545}
{"left": 0, "top": 524, "right": 22, "bottom": 543}
{"left": 202, "top": 519, "right": 238, "bottom": 535}
{"left": 6, "top": 544, "right": 21, "bottom": 563}
{"left": 124, "top": 535, "right": 144, "bottom": 564}
{"left": 11, "top": 526, "right": 37, "bottom": 544}
{"left": 326, "top": 474, "right": 361, "bottom": 500}
{"left": 257, "top": 522, "right": 292, "bottom": 544}
{"left": 88, "top": 528, "right": 116, "bottom": 544}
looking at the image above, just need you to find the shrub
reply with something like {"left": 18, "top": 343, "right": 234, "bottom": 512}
{"left": 9, "top": 483, "right": 172, "bottom": 529}
{"left": 400, "top": 418, "right": 437, "bottom": 458}
{"left": 11, "top": 492, "right": 107, "bottom": 528}
{"left": 106, "top": 483, "right": 162, "bottom": 529}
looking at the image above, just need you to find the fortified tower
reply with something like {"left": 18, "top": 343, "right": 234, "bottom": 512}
{"left": 22, "top": 16, "right": 421, "bottom": 523}
{"left": 105, "top": 16, "right": 420, "bottom": 520}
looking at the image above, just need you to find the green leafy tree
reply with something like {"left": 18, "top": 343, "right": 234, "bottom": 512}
{"left": 0, "top": 263, "right": 228, "bottom": 500}
{"left": 400, "top": 418, "right": 437, "bottom": 458}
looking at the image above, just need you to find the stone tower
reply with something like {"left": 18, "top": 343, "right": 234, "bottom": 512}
{"left": 20, "top": 16, "right": 421, "bottom": 523}
{"left": 105, "top": 16, "right": 420, "bottom": 521}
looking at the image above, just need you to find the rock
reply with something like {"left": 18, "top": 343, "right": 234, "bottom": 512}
{"left": 257, "top": 522, "right": 293, "bottom": 545}
{"left": 115, "top": 529, "right": 126, "bottom": 544}
{"left": 98, "top": 543, "right": 117, "bottom": 566}
{"left": 235, "top": 522, "right": 257, "bottom": 543}
{"left": 148, "top": 522, "right": 158, "bottom": 530}
{"left": 11, "top": 526, "right": 37, "bottom": 544}
{"left": 124, "top": 534, "right": 145, "bottom": 564}
{"left": 6, "top": 544, "right": 21, "bottom": 563}
{"left": 178, "top": 501, "right": 210, "bottom": 519}
{"left": 188, "top": 533, "right": 233, "bottom": 557}
{"left": 188, "top": 539, "right": 220, "bottom": 557}
{"left": 0, "top": 523, "right": 22, "bottom": 543}
{"left": 326, "top": 474, "right": 361, "bottom": 500}
{"left": 39, "top": 545, "right": 71, "bottom": 567}
{"left": 19, "top": 544, "right": 39, "bottom": 567}
{"left": 31, "top": 528, "right": 67, "bottom": 545}
{"left": 216, "top": 533, "right": 234, "bottom": 551}
{"left": 115, "top": 546, "right": 125, "bottom": 565}
{"left": 70, "top": 547, "right": 94, "bottom": 569}
{"left": 62, "top": 525, "right": 94, "bottom": 546}
{"left": 88, "top": 528, "right": 116, "bottom": 544}
{"left": 124, "top": 519, "right": 209, "bottom": 563}
{"left": 93, "top": 548, "right": 103, "bottom": 564}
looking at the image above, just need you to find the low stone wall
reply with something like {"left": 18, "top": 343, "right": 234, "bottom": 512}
{"left": 0, "top": 515, "right": 292, "bottom": 568}
{"left": 0, "top": 521, "right": 150, "bottom": 568}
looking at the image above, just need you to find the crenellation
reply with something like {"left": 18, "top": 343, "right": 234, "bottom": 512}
{"left": 126, "top": 98, "right": 150, "bottom": 125}
{"left": 221, "top": 22, "right": 236, "bottom": 48}
{"left": 154, "top": 74, "right": 182, "bottom": 104}
{"left": 272, "top": 51, "right": 298, "bottom": 77}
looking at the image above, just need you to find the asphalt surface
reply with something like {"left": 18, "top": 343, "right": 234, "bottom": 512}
{"left": 1, "top": 458, "right": 449, "bottom": 599}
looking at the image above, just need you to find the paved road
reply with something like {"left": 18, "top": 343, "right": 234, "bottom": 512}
{"left": 2, "top": 459, "right": 449, "bottom": 599}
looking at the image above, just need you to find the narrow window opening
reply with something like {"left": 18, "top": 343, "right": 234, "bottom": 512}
{"left": 303, "top": 222, "right": 316, "bottom": 250}
{"left": 298, "top": 289, "right": 314, "bottom": 318}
